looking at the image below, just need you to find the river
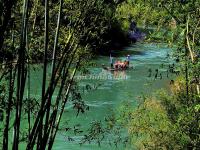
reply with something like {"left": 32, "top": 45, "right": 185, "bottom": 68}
{"left": 49, "top": 43, "right": 175, "bottom": 150}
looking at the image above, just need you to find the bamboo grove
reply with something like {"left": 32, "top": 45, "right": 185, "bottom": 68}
{"left": 0, "top": 0, "right": 124, "bottom": 149}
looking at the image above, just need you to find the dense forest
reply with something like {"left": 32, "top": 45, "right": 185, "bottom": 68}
{"left": 0, "top": 0, "right": 199, "bottom": 149}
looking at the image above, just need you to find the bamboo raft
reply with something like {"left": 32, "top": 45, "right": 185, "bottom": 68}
{"left": 102, "top": 65, "right": 134, "bottom": 71}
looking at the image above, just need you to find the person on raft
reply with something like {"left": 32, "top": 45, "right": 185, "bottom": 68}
{"left": 110, "top": 55, "right": 114, "bottom": 68}
{"left": 126, "top": 54, "right": 131, "bottom": 66}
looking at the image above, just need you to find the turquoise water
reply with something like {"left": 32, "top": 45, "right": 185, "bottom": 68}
{"left": 50, "top": 43, "right": 175, "bottom": 150}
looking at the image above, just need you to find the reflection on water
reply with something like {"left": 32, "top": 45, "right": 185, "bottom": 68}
{"left": 113, "top": 70, "right": 127, "bottom": 80}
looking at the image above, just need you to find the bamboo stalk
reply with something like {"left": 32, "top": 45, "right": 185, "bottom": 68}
{"left": 51, "top": 0, "right": 63, "bottom": 75}
{"left": 186, "top": 15, "right": 194, "bottom": 62}
{"left": 48, "top": 61, "right": 80, "bottom": 150}
{"left": 30, "top": 0, "right": 39, "bottom": 37}
{"left": 43, "top": 0, "right": 64, "bottom": 145}
{"left": 26, "top": 22, "right": 31, "bottom": 138}
{"left": 3, "top": 29, "right": 15, "bottom": 150}
{"left": 29, "top": 37, "right": 77, "bottom": 149}
{"left": 26, "top": 35, "right": 74, "bottom": 150}
{"left": 37, "top": 0, "right": 49, "bottom": 148}
{"left": 12, "top": 0, "right": 29, "bottom": 149}
{"left": 42, "top": 43, "right": 78, "bottom": 148}
{"left": 186, "top": 15, "right": 200, "bottom": 95}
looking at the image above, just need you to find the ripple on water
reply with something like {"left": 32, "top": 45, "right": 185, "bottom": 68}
{"left": 86, "top": 101, "right": 114, "bottom": 107}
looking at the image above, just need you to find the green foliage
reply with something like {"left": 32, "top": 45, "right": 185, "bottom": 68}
{"left": 114, "top": 83, "right": 199, "bottom": 149}
{"left": 127, "top": 98, "right": 189, "bottom": 149}
{"left": 0, "top": 0, "right": 125, "bottom": 62}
